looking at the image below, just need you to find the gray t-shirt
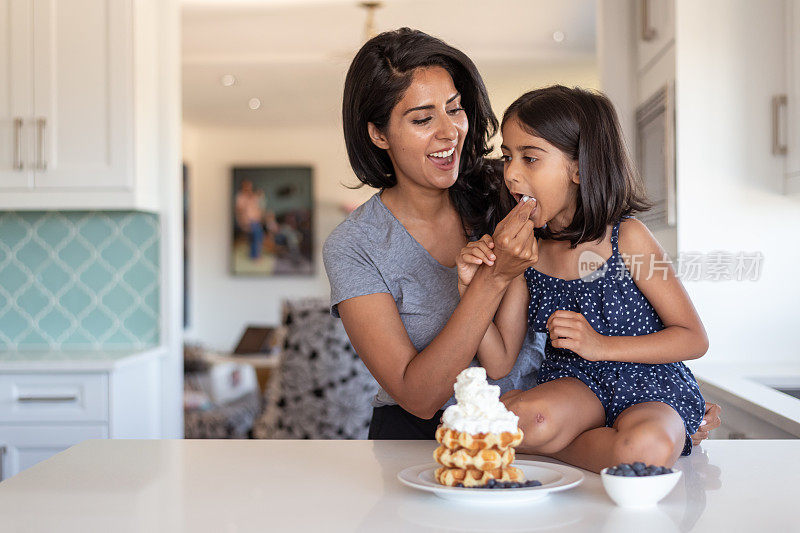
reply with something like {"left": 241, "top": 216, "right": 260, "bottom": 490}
{"left": 322, "top": 192, "right": 544, "bottom": 409}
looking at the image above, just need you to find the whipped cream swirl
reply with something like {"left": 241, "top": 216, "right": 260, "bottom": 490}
{"left": 441, "top": 367, "right": 519, "bottom": 434}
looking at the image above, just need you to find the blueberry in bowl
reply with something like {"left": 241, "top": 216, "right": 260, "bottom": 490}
{"left": 605, "top": 462, "right": 674, "bottom": 477}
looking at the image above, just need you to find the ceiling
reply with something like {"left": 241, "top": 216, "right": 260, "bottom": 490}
{"left": 181, "top": 0, "right": 597, "bottom": 128}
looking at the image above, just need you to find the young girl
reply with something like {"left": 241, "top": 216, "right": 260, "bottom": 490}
{"left": 456, "top": 85, "right": 709, "bottom": 473}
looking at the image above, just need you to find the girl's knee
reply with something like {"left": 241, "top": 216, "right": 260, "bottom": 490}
{"left": 613, "top": 425, "right": 681, "bottom": 467}
{"left": 512, "top": 399, "right": 559, "bottom": 449}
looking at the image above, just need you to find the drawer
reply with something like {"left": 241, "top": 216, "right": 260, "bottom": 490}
{"left": 0, "top": 424, "right": 108, "bottom": 480}
{"left": 0, "top": 373, "right": 109, "bottom": 423}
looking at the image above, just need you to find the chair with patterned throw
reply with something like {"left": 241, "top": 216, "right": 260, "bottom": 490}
{"left": 253, "top": 298, "right": 379, "bottom": 439}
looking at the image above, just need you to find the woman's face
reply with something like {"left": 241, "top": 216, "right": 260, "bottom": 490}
{"left": 500, "top": 117, "right": 579, "bottom": 230}
{"left": 368, "top": 66, "right": 469, "bottom": 191}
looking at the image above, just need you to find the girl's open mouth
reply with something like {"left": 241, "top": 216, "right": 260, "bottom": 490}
{"left": 427, "top": 146, "right": 456, "bottom": 171}
{"left": 509, "top": 192, "right": 539, "bottom": 221}
{"left": 511, "top": 192, "right": 536, "bottom": 204}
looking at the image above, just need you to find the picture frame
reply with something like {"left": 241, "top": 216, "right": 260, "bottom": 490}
{"left": 230, "top": 166, "right": 314, "bottom": 276}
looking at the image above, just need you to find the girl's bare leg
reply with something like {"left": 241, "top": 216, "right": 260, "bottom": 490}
{"left": 500, "top": 378, "right": 605, "bottom": 454}
{"left": 549, "top": 401, "right": 687, "bottom": 473}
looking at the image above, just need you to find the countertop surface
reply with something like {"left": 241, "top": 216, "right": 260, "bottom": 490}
{"left": 0, "top": 439, "right": 795, "bottom": 532}
{"left": 0, "top": 346, "right": 165, "bottom": 371}
{"left": 688, "top": 360, "right": 800, "bottom": 434}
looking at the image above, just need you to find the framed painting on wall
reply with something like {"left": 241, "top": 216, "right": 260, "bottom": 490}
{"left": 231, "top": 166, "right": 313, "bottom": 276}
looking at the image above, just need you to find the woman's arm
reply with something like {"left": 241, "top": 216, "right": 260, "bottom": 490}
{"left": 474, "top": 275, "right": 530, "bottom": 380}
{"left": 339, "top": 267, "right": 508, "bottom": 419}
{"left": 338, "top": 199, "right": 539, "bottom": 419}
{"left": 547, "top": 218, "right": 708, "bottom": 364}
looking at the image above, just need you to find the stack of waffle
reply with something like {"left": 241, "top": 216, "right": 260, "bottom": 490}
{"left": 433, "top": 426, "right": 524, "bottom": 487}
{"left": 432, "top": 367, "right": 525, "bottom": 487}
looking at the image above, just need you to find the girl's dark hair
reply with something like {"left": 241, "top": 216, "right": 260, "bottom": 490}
{"left": 342, "top": 27, "right": 505, "bottom": 237}
{"left": 502, "top": 85, "right": 652, "bottom": 247}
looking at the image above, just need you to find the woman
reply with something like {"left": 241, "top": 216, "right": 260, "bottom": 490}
{"left": 322, "top": 28, "right": 719, "bottom": 462}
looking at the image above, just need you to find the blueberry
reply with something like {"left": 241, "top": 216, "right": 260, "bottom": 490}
{"left": 644, "top": 466, "right": 657, "bottom": 476}
{"left": 527, "top": 480, "right": 542, "bottom": 487}
{"left": 486, "top": 479, "right": 496, "bottom": 488}
{"left": 659, "top": 467, "right": 673, "bottom": 475}
{"left": 632, "top": 462, "right": 646, "bottom": 473}
{"left": 619, "top": 463, "right": 633, "bottom": 471}
{"left": 622, "top": 470, "right": 636, "bottom": 477}
{"left": 606, "top": 467, "right": 618, "bottom": 476}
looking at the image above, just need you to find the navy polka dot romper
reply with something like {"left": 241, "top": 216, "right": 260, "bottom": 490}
{"left": 525, "top": 216, "right": 705, "bottom": 456}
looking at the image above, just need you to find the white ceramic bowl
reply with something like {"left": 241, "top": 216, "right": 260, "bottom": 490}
{"left": 600, "top": 468, "right": 682, "bottom": 507}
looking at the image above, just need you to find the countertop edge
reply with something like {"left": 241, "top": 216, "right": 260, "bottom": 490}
{"left": 0, "top": 346, "right": 168, "bottom": 372}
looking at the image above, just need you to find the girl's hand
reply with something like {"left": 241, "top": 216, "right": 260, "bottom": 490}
{"left": 692, "top": 402, "right": 722, "bottom": 445}
{"left": 490, "top": 198, "right": 539, "bottom": 283}
{"left": 456, "top": 235, "right": 495, "bottom": 295}
{"left": 546, "top": 310, "right": 608, "bottom": 361}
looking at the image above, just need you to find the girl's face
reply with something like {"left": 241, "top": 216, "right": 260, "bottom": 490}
{"left": 367, "top": 66, "right": 469, "bottom": 192}
{"left": 500, "top": 117, "right": 580, "bottom": 230}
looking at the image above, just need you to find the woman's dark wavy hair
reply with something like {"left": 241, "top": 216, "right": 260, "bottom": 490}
{"left": 501, "top": 85, "right": 652, "bottom": 247}
{"left": 342, "top": 27, "right": 508, "bottom": 237}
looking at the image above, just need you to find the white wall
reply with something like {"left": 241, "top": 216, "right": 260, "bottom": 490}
{"left": 157, "top": 0, "right": 183, "bottom": 438}
{"left": 675, "top": 0, "right": 800, "bottom": 364}
{"left": 181, "top": 123, "right": 373, "bottom": 350}
{"left": 182, "top": 62, "right": 599, "bottom": 351}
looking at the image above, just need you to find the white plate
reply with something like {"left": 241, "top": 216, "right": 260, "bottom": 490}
{"left": 397, "top": 460, "right": 584, "bottom": 504}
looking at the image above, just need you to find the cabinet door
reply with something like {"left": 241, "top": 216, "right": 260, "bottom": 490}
{"left": 0, "top": 424, "right": 107, "bottom": 481}
{"left": 787, "top": 0, "right": 800, "bottom": 181}
{"left": 0, "top": 0, "right": 34, "bottom": 189}
{"left": 636, "top": 0, "right": 675, "bottom": 72}
{"left": 31, "top": 0, "right": 133, "bottom": 189}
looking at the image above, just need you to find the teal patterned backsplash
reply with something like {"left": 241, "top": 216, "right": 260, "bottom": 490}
{"left": 0, "top": 211, "right": 160, "bottom": 350}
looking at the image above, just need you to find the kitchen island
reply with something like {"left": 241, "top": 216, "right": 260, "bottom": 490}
{"left": 0, "top": 439, "right": 795, "bottom": 532}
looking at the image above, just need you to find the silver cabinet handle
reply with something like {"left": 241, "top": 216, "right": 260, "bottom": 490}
{"left": 772, "top": 95, "right": 788, "bottom": 156}
{"left": 17, "top": 395, "right": 78, "bottom": 403}
{"left": 0, "top": 445, "right": 5, "bottom": 481}
{"left": 36, "top": 117, "right": 47, "bottom": 170}
{"left": 13, "top": 117, "right": 23, "bottom": 170}
{"left": 641, "top": 0, "right": 657, "bottom": 41}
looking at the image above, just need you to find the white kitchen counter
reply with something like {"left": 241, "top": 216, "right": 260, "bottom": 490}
{"left": 0, "top": 346, "right": 165, "bottom": 372}
{"left": 0, "top": 439, "right": 795, "bottom": 532}
{"left": 688, "top": 360, "right": 800, "bottom": 437}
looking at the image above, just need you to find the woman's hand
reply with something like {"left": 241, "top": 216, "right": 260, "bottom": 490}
{"left": 489, "top": 198, "right": 539, "bottom": 283}
{"left": 546, "top": 310, "right": 608, "bottom": 361}
{"left": 456, "top": 235, "right": 495, "bottom": 295}
{"left": 692, "top": 403, "right": 722, "bottom": 445}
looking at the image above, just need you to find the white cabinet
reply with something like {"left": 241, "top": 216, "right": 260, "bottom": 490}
{"left": 636, "top": 0, "right": 674, "bottom": 73}
{"left": 0, "top": 0, "right": 160, "bottom": 210}
{"left": 0, "top": 0, "right": 33, "bottom": 189}
{"left": 785, "top": 0, "right": 800, "bottom": 193}
{"left": 0, "top": 351, "right": 162, "bottom": 481}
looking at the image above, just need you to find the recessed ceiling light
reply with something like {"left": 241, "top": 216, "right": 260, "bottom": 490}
{"left": 248, "top": 98, "right": 261, "bottom": 110}
{"left": 220, "top": 74, "right": 237, "bottom": 87}
{"left": 552, "top": 30, "right": 565, "bottom": 43}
